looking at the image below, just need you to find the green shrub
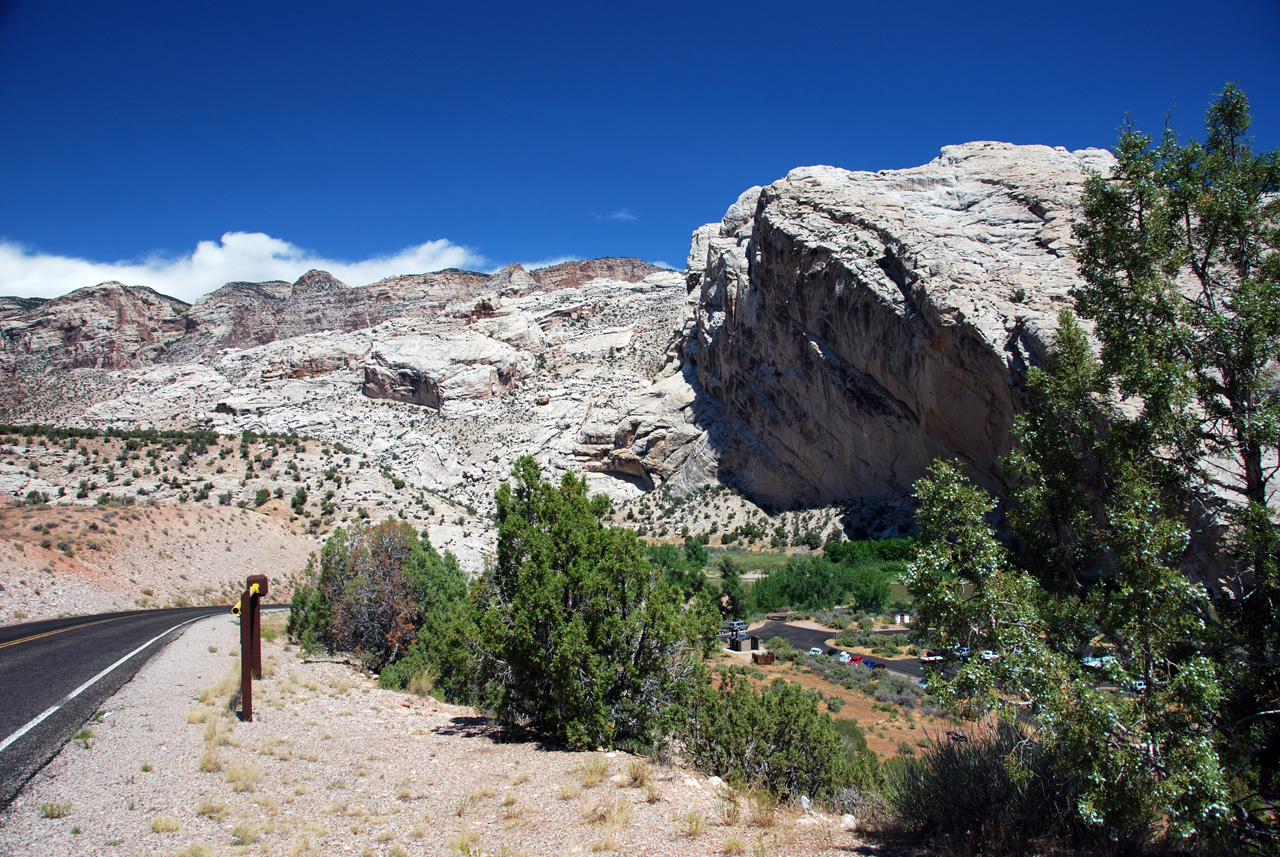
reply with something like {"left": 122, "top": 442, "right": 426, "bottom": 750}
{"left": 474, "top": 457, "right": 717, "bottom": 750}
{"left": 287, "top": 519, "right": 469, "bottom": 677}
{"left": 682, "top": 674, "right": 875, "bottom": 800}
{"left": 890, "top": 723, "right": 1113, "bottom": 852}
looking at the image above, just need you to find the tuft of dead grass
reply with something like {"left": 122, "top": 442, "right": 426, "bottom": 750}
{"left": 195, "top": 802, "right": 229, "bottom": 821}
{"left": 577, "top": 754, "right": 611, "bottom": 788}
{"left": 625, "top": 758, "right": 650, "bottom": 787}
{"left": 225, "top": 761, "right": 262, "bottom": 792}
{"left": 674, "top": 810, "right": 707, "bottom": 838}
{"left": 150, "top": 815, "right": 180, "bottom": 833}
{"left": 581, "top": 794, "right": 632, "bottom": 829}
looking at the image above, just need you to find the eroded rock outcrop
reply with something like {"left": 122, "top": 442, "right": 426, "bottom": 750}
{"left": 684, "top": 141, "right": 1115, "bottom": 506}
{"left": 362, "top": 327, "right": 534, "bottom": 410}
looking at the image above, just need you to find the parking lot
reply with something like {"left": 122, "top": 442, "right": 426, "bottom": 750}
{"left": 733, "top": 619, "right": 925, "bottom": 680}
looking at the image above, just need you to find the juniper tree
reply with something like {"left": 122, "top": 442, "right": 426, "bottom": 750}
{"left": 475, "top": 457, "right": 716, "bottom": 749}
{"left": 1072, "top": 83, "right": 1280, "bottom": 840}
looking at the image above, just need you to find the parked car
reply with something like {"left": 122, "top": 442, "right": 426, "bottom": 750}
{"left": 847, "top": 653, "right": 864, "bottom": 664}
{"left": 954, "top": 646, "right": 973, "bottom": 660}
{"left": 838, "top": 651, "right": 853, "bottom": 664}
{"left": 1132, "top": 680, "right": 1147, "bottom": 694}
{"left": 979, "top": 650, "right": 1000, "bottom": 661}
{"left": 919, "top": 649, "right": 945, "bottom": 663}
{"left": 807, "top": 646, "right": 823, "bottom": 656}
{"left": 722, "top": 620, "right": 748, "bottom": 634}
{"left": 863, "top": 659, "right": 886, "bottom": 670}
{"left": 1081, "top": 655, "right": 1116, "bottom": 670}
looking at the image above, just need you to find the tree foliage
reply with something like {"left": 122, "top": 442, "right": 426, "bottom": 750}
{"left": 749, "top": 556, "right": 892, "bottom": 614}
{"left": 475, "top": 456, "right": 717, "bottom": 750}
{"left": 287, "top": 519, "right": 468, "bottom": 675}
{"left": 1071, "top": 82, "right": 1280, "bottom": 845}
{"left": 907, "top": 459, "right": 1226, "bottom": 842}
{"left": 682, "top": 672, "right": 874, "bottom": 799}
{"left": 906, "top": 84, "right": 1280, "bottom": 849}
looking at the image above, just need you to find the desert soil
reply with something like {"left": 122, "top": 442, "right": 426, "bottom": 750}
{"left": 0, "top": 613, "right": 874, "bottom": 857}
{"left": 0, "top": 501, "right": 317, "bottom": 625}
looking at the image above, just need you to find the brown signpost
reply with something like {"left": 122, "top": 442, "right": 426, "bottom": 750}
{"left": 229, "top": 574, "right": 269, "bottom": 722}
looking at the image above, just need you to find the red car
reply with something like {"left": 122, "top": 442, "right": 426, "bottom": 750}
{"left": 847, "top": 653, "right": 864, "bottom": 664}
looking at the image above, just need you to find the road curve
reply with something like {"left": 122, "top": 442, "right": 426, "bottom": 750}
{"left": 0, "top": 606, "right": 230, "bottom": 810}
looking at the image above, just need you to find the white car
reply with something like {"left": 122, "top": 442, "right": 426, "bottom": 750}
{"left": 838, "top": 651, "right": 853, "bottom": 664}
{"left": 807, "top": 647, "right": 823, "bottom": 656}
{"left": 979, "top": 650, "right": 1000, "bottom": 661}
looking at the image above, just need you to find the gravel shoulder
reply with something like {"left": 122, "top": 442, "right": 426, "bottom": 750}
{"left": 0, "top": 613, "right": 870, "bottom": 857}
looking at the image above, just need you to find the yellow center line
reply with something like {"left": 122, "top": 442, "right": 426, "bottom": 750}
{"left": 0, "top": 615, "right": 129, "bottom": 650}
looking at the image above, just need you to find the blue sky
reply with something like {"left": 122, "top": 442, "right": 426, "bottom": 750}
{"left": 1, "top": 0, "right": 1277, "bottom": 302}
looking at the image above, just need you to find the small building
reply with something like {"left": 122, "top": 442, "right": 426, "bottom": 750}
{"left": 892, "top": 610, "right": 913, "bottom": 625}
{"left": 751, "top": 650, "right": 775, "bottom": 665}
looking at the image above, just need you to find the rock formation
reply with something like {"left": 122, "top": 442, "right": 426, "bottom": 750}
{"left": 0, "top": 145, "right": 1120, "bottom": 527}
{"left": 683, "top": 141, "right": 1114, "bottom": 506}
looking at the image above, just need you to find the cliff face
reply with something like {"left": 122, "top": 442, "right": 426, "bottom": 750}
{"left": 684, "top": 142, "right": 1115, "bottom": 506}
{"left": 0, "top": 146, "right": 1123, "bottom": 514}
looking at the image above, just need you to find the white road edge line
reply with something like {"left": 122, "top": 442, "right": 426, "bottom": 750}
{"left": 0, "top": 612, "right": 215, "bottom": 756}
{"left": 0, "top": 705, "right": 59, "bottom": 755}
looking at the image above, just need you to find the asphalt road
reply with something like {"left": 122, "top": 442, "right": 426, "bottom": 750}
{"left": 0, "top": 606, "right": 231, "bottom": 810}
{"left": 744, "top": 619, "right": 926, "bottom": 680}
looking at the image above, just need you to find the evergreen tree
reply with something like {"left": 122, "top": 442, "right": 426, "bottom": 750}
{"left": 1072, "top": 82, "right": 1280, "bottom": 841}
{"left": 476, "top": 456, "right": 716, "bottom": 749}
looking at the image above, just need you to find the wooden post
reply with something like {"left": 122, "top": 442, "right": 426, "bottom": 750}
{"left": 232, "top": 574, "right": 269, "bottom": 721}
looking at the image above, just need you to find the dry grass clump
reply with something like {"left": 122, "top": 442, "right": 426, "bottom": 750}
{"left": 39, "top": 801, "right": 70, "bottom": 819}
{"left": 173, "top": 846, "right": 214, "bottom": 857}
{"left": 455, "top": 792, "right": 480, "bottom": 817}
{"left": 674, "top": 810, "right": 707, "bottom": 838}
{"left": 577, "top": 754, "right": 611, "bottom": 788}
{"left": 589, "top": 835, "right": 618, "bottom": 851}
{"left": 748, "top": 791, "right": 778, "bottom": 828}
{"left": 200, "top": 663, "right": 241, "bottom": 707}
{"left": 406, "top": 666, "right": 437, "bottom": 697}
{"left": 232, "top": 824, "right": 262, "bottom": 845}
{"left": 581, "top": 794, "right": 633, "bottom": 828}
{"left": 625, "top": 758, "right": 650, "bottom": 787}
{"left": 560, "top": 783, "right": 582, "bottom": 801}
{"left": 722, "top": 834, "right": 748, "bottom": 855}
{"left": 226, "top": 761, "right": 262, "bottom": 792}
{"left": 150, "top": 815, "right": 180, "bottom": 833}
{"left": 447, "top": 827, "right": 481, "bottom": 853}
{"left": 718, "top": 791, "right": 743, "bottom": 825}
{"left": 195, "top": 801, "right": 229, "bottom": 821}
{"left": 202, "top": 715, "right": 232, "bottom": 747}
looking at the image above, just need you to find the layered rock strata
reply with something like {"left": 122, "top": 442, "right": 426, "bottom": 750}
{"left": 684, "top": 141, "right": 1114, "bottom": 506}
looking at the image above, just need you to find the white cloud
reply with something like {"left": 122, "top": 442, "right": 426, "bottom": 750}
{"left": 0, "top": 232, "right": 486, "bottom": 305}
{"left": 608, "top": 209, "right": 637, "bottom": 221}
{"left": 520, "top": 255, "right": 578, "bottom": 271}
{"left": 650, "top": 260, "right": 678, "bottom": 270}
